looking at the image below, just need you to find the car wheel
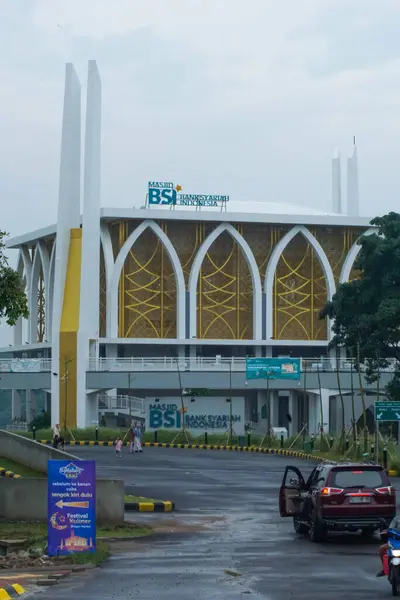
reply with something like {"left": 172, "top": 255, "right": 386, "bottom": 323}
{"left": 293, "top": 516, "right": 309, "bottom": 535}
{"left": 308, "top": 515, "right": 327, "bottom": 543}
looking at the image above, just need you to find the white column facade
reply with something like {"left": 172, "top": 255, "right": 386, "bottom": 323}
{"left": 332, "top": 147, "right": 342, "bottom": 213}
{"left": 51, "top": 63, "right": 82, "bottom": 426}
{"left": 288, "top": 391, "right": 298, "bottom": 437}
{"left": 347, "top": 143, "right": 359, "bottom": 217}
{"left": 11, "top": 390, "right": 22, "bottom": 420}
{"left": 77, "top": 60, "right": 102, "bottom": 428}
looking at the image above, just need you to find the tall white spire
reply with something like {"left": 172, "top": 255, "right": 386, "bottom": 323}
{"left": 347, "top": 138, "right": 359, "bottom": 217}
{"left": 51, "top": 63, "right": 82, "bottom": 425}
{"left": 332, "top": 147, "right": 342, "bottom": 214}
{"left": 77, "top": 60, "right": 102, "bottom": 427}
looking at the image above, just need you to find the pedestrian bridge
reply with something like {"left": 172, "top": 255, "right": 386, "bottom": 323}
{"left": 0, "top": 357, "right": 395, "bottom": 392}
{"left": 1, "top": 356, "right": 397, "bottom": 374}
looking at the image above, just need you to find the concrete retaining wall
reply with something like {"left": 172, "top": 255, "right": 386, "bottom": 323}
{"left": 0, "top": 478, "right": 124, "bottom": 525}
{"left": 0, "top": 429, "right": 78, "bottom": 473}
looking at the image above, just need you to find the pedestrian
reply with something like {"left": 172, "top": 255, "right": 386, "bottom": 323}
{"left": 52, "top": 423, "right": 64, "bottom": 449}
{"left": 129, "top": 427, "right": 135, "bottom": 454}
{"left": 134, "top": 422, "right": 143, "bottom": 453}
{"left": 115, "top": 436, "right": 123, "bottom": 458}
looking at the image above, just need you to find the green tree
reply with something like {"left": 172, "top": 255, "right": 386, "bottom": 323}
{"left": 0, "top": 231, "right": 29, "bottom": 325}
{"left": 320, "top": 212, "right": 400, "bottom": 399}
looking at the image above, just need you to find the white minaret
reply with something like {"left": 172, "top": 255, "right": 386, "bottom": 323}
{"left": 51, "top": 63, "right": 82, "bottom": 425}
{"left": 347, "top": 138, "right": 359, "bottom": 217}
{"left": 332, "top": 147, "right": 342, "bottom": 214}
{"left": 77, "top": 60, "right": 102, "bottom": 427}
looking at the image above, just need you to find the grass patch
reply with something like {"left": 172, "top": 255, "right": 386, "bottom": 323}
{"left": 124, "top": 495, "right": 160, "bottom": 504}
{"left": 0, "top": 521, "right": 152, "bottom": 542}
{"left": 66, "top": 541, "right": 110, "bottom": 566}
{"left": 0, "top": 457, "right": 44, "bottom": 478}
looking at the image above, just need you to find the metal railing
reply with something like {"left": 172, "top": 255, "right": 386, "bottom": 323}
{"left": 1, "top": 356, "right": 396, "bottom": 375}
{"left": 92, "top": 356, "right": 398, "bottom": 373}
{"left": 97, "top": 394, "right": 145, "bottom": 416}
{"left": 0, "top": 358, "right": 51, "bottom": 373}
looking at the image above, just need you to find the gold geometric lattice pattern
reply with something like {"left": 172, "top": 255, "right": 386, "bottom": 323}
{"left": 37, "top": 266, "right": 45, "bottom": 343}
{"left": 118, "top": 223, "right": 177, "bottom": 338}
{"left": 242, "top": 223, "right": 290, "bottom": 285}
{"left": 99, "top": 243, "right": 107, "bottom": 337}
{"left": 166, "top": 220, "right": 202, "bottom": 284}
{"left": 197, "top": 227, "right": 253, "bottom": 339}
{"left": 274, "top": 233, "right": 328, "bottom": 340}
{"left": 312, "top": 227, "right": 364, "bottom": 284}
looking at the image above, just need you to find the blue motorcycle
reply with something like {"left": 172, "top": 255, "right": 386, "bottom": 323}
{"left": 381, "top": 518, "right": 400, "bottom": 596}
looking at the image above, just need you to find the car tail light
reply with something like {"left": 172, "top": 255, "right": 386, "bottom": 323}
{"left": 321, "top": 487, "right": 344, "bottom": 497}
{"left": 376, "top": 486, "right": 395, "bottom": 496}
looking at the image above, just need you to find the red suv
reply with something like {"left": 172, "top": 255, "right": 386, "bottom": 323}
{"left": 279, "top": 462, "right": 396, "bottom": 542}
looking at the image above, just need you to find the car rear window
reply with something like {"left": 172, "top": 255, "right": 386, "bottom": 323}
{"left": 331, "top": 469, "right": 385, "bottom": 489}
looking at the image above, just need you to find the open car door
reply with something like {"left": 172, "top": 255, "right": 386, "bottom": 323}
{"left": 279, "top": 466, "right": 306, "bottom": 518}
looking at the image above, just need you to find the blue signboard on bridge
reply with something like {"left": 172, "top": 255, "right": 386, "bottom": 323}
{"left": 48, "top": 460, "right": 96, "bottom": 557}
{"left": 245, "top": 357, "right": 301, "bottom": 381}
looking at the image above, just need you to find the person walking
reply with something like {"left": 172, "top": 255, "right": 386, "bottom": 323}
{"left": 52, "top": 423, "right": 64, "bottom": 449}
{"left": 129, "top": 427, "right": 135, "bottom": 454}
{"left": 134, "top": 422, "right": 143, "bottom": 453}
{"left": 115, "top": 436, "right": 123, "bottom": 458}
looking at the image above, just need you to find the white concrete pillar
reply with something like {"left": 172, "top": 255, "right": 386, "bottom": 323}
{"left": 313, "top": 389, "right": 330, "bottom": 435}
{"left": 308, "top": 392, "right": 318, "bottom": 435}
{"left": 265, "top": 346, "right": 272, "bottom": 358}
{"left": 85, "top": 391, "right": 99, "bottom": 427}
{"left": 77, "top": 61, "right": 102, "bottom": 429}
{"left": 257, "top": 390, "right": 267, "bottom": 426}
{"left": 44, "top": 391, "right": 51, "bottom": 414}
{"left": 332, "top": 147, "right": 342, "bottom": 213}
{"left": 26, "top": 390, "right": 38, "bottom": 424}
{"left": 255, "top": 346, "right": 262, "bottom": 358}
{"left": 288, "top": 391, "right": 298, "bottom": 436}
{"left": 12, "top": 390, "right": 22, "bottom": 420}
{"left": 347, "top": 142, "right": 359, "bottom": 218}
{"left": 270, "top": 390, "right": 279, "bottom": 427}
{"left": 51, "top": 63, "right": 82, "bottom": 427}
{"left": 321, "top": 388, "right": 330, "bottom": 434}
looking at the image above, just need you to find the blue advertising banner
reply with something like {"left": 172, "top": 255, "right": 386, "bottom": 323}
{"left": 245, "top": 357, "right": 301, "bottom": 380}
{"left": 48, "top": 460, "right": 96, "bottom": 557}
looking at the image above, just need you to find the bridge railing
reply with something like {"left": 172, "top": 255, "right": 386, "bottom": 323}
{"left": 0, "top": 358, "right": 52, "bottom": 373}
{"left": 92, "top": 356, "right": 398, "bottom": 373}
{"left": 97, "top": 394, "right": 145, "bottom": 416}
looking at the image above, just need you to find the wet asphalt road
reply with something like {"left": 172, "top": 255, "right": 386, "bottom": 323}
{"left": 33, "top": 447, "right": 396, "bottom": 599}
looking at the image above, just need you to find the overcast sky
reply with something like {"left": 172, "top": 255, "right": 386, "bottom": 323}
{"left": 2, "top": 0, "right": 400, "bottom": 242}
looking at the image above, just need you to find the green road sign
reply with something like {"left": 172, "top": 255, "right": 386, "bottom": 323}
{"left": 375, "top": 401, "right": 400, "bottom": 422}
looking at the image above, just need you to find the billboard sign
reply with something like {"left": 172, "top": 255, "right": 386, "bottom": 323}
{"left": 246, "top": 357, "right": 301, "bottom": 381}
{"left": 48, "top": 460, "right": 96, "bottom": 557}
{"left": 146, "top": 397, "right": 245, "bottom": 434}
{"left": 147, "top": 181, "right": 229, "bottom": 208}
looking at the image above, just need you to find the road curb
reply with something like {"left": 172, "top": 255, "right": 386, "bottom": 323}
{"left": 124, "top": 500, "right": 174, "bottom": 513}
{"left": 0, "top": 467, "right": 21, "bottom": 479}
{"left": 145, "top": 442, "right": 322, "bottom": 462}
{"left": 38, "top": 439, "right": 320, "bottom": 461}
{"left": 0, "top": 584, "right": 26, "bottom": 598}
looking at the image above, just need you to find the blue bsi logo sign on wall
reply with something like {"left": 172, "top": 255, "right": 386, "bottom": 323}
{"left": 147, "top": 181, "right": 230, "bottom": 209}
{"left": 147, "top": 398, "right": 245, "bottom": 434}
